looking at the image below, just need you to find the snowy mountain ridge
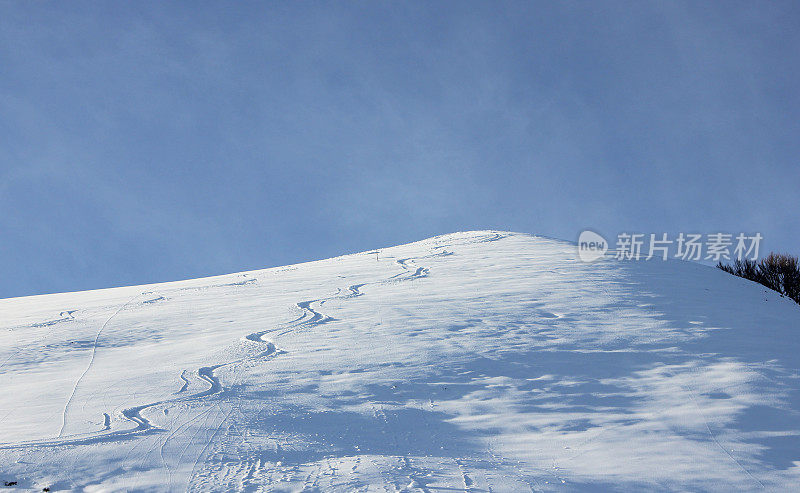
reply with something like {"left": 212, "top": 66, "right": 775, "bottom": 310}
{"left": 1, "top": 230, "right": 799, "bottom": 492}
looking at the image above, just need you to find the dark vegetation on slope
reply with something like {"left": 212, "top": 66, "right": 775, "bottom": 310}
{"left": 717, "top": 252, "right": 800, "bottom": 305}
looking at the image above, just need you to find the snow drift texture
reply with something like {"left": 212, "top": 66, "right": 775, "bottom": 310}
{"left": 1, "top": 231, "right": 799, "bottom": 492}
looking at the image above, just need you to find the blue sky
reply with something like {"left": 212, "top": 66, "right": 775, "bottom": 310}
{"left": 1, "top": 1, "right": 798, "bottom": 298}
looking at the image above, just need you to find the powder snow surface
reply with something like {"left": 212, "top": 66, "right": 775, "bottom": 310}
{"left": 1, "top": 231, "right": 799, "bottom": 491}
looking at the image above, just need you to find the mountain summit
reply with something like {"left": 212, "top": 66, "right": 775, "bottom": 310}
{"left": 2, "top": 231, "right": 799, "bottom": 491}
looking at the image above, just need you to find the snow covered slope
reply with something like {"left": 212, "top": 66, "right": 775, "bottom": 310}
{"left": 1, "top": 231, "right": 799, "bottom": 492}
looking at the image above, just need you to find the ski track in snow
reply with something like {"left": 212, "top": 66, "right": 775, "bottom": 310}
{"left": 178, "top": 370, "right": 190, "bottom": 393}
{"left": 57, "top": 292, "right": 142, "bottom": 438}
{"left": 1, "top": 233, "right": 470, "bottom": 451}
{"left": 2, "top": 328, "right": 281, "bottom": 452}
{"left": 181, "top": 238, "right": 482, "bottom": 491}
